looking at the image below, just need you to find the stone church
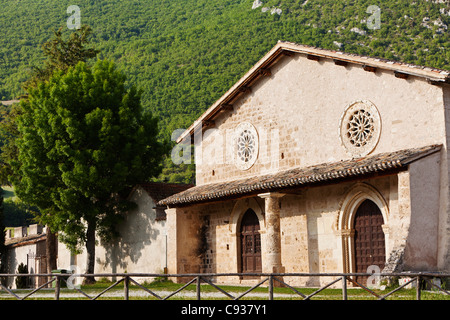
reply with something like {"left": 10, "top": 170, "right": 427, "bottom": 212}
{"left": 159, "top": 41, "right": 450, "bottom": 286}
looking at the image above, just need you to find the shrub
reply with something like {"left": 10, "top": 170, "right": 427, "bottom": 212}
{"left": 15, "top": 262, "right": 29, "bottom": 289}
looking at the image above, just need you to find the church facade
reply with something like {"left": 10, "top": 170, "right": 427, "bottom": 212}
{"left": 159, "top": 41, "right": 450, "bottom": 286}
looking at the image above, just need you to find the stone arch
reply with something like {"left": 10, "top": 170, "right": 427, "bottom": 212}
{"left": 228, "top": 197, "right": 265, "bottom": 274}
{"left": 337, "top": 183, "right": 390, "bottom": 274}
{"left": 229, "top": 197, "right": 265, "bottom": 235}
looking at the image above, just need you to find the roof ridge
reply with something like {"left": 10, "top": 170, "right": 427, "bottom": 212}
{"left": 277, "top": 40, "right": 450, "bottom": 75}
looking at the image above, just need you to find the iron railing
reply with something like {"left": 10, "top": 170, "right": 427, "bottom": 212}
{"left": 0, "top": 272, "right": 449, "bottom": 300}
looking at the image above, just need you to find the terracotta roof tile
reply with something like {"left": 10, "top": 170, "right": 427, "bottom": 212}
{"left": 277, "top": 41, "right": 450, "bottom": 77}
{"left": 158, "top": 145, "right": 441, "bottom": 207}
{"left": 136, "top": 182, "right": 194, "bottom": 204}
{"left": 5, "top": 233, "right": 46, "bottom": 248}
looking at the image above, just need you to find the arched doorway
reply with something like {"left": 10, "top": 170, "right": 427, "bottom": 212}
{"left": 240, "top": 209, "right": 262, "bottom": 274}
{"left": 353, "top": 199, "right": 386, "bottom": 284}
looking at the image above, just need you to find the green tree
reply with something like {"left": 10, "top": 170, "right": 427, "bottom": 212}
{"left": 0, "top": 102, "right": 21, "bottom": 185}
{"left": 1, "top": 26, "right": 99, "bottom": 186}
{"left": 24, "top": 25, "right": 99, "bottom": 90}
{"left": 12, "top": 60, "right": 164, "bottom": 282}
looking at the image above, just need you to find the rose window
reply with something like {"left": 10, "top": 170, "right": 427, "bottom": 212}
{"left": 237, "top": 130, "right": 256, "bottom": 162}
{"left": 235, "top": 122, "right": 259, "bottom": 170}
{"left": 347, "top": 109, "right": 375, "bottom": 147}
{"left": 339, "top": 100, "right": 381, "bottom": 157}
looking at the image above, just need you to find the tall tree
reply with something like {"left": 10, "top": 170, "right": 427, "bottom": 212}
{"left": 0, "top": 25, "right": 99, "bottom": 274}
{"left": 1, "top": 26, "right": 99, "bottom": 185}
{"left": 11, "top": 60, "right": 164, "bottom": 282}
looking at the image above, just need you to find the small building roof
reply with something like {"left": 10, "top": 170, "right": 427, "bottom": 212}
{"left": 158, "top": 144, "right": 441, "bottom": 207}
{"left": 176, "top": 41, "right": 450, "bottom": 144}
{"left": 5, "top": 233, "right": 46, "bottom": 248}
{"left": 133, "top": 182, "right": 194, "bottom": 204}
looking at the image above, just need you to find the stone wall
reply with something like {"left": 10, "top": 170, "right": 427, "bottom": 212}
{"left": 404, "top": 152, "right": 441, "bottom": 270}
{"left": 166, "top": 206, "right": 204, "bottom": 282}
{"left": 170, "top": 175, "right": 418, "bottom": 286}
{"left": 441, "top": 85, "right": 450, "bottom": 270}
{"left": 196, "top": 54, "right": 446, "bottom": 186}
{"left": 57, "top": 186, "right": 168, "bottom": 281}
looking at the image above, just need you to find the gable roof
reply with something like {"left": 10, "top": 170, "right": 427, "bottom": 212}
{"left": 158, "top": 144, "right": 441, "bottom": 207}
{"left": 132, "top": 182, "right": 194, "bottom": 204}
{"left": 176, "top": 41, "right": 450, "bottom": 144}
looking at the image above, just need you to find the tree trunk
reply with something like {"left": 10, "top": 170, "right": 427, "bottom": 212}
{"left": 84, "top": 220, "right": 96, "bottom": 284}
{"left": 46, "top": 227, "right": 57, "bottom": 273}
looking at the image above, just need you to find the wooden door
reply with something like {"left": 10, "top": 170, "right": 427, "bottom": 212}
{"left": 353, "top": 199, "right": 385, "bottom": 284}
{"left": 240, "top": 209, "right": 262, "bottom": 274}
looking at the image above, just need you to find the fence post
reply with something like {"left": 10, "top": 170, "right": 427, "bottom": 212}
{"left": 269, "top": 275, "right": 274, "bottom": 300}
{"left": 416, "top": 275, "right": 421, "bottom": 300}
{"left": 54, "top": 275, "right": 60, "bottom": 300}
{"left": 196, "top": 276, "right": 201, "bottom": 300}
{"left": 342, "top": 275, "right": 347, "bottom": 300}
{"left": 124, "top": 276, "right": 129, "bottom": 300}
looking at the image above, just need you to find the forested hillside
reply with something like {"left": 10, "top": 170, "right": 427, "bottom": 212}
{"left": 1, "top": 0, "right": 449, "bottom": 182}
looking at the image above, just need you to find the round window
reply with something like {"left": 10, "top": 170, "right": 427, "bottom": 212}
{"left": 339, "top": 100, "right": 381, "bottom": 157}
{"left": 235, "top": 122, "right": 259, "bottom": 170}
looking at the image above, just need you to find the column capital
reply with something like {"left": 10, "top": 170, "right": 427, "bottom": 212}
{"left": 258, "top": 192, "right": 286, "bottom": 199}
{"left": 337, "top": 228, "right": 355, "bottom": 237}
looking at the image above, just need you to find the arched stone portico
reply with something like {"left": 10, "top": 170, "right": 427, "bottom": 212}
{"left": 229, "top": 197, "right": 265, "bottom": 274}
{"left": 337, "top": 183, "right": 390, "bottom": 274}
{"left": 229, "top": 193, "right": 286, "bottom": 275}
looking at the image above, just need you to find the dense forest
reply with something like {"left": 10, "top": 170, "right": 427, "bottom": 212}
{"left": 1, "top": 0, "right": 449, "bottom": 184}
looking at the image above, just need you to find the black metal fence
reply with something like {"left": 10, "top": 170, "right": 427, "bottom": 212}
{"left": 0, "top": 272, "right": 449, "bottom": 300}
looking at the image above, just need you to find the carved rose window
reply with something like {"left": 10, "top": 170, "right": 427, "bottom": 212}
{"left": 339, "top": 100, "right": 381, "bottom": 157}
{"left": 235, "top": 122, "right": 259, "bottom": 170}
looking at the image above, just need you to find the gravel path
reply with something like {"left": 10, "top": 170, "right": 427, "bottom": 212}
{"left": 0, "top": 288, "right": 300, "bottom": 300}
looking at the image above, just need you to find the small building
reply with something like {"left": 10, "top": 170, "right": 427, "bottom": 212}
{"left": 4, "top": 224, "right": 47, "bottom": 289}
{"left": 159, "top": 41, "right": 450, "bottom": 286}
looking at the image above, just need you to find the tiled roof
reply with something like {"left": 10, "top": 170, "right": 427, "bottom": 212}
{"left": 158, "top": 144, "right": 442, "bottom": 207}
{"left": 136, "top": 182, "right": 194, "bottom": 204}
{"left": 278, "top": 41, "right": 450, "bottom": 79}
{"left": 5, "top": 233, "right": 46, "bottom": 248}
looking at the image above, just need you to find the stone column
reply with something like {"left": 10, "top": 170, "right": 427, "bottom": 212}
{"left": 338, "top": 229, "right": 354, "bottom": 274}
{"left": 165, "top": 207, "right": 178, "bottom": 277}
{"left": 258, "top": 192, "right": 285, "bottom": 274}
